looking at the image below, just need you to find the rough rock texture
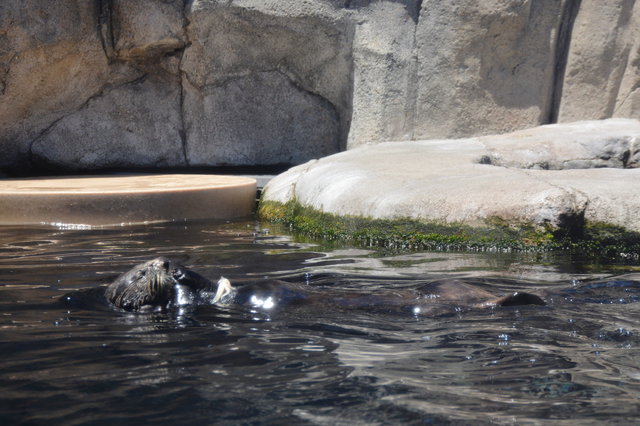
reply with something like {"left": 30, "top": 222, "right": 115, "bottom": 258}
{"left": 183, "top": 70, "right": 340, "bottom": 166}
{"left": 347, "top": 1, "right": 418, "bottom": 145}
{"left": 0, "top": 1, "right": 116, "bottom": 170}
{"left": 1, "top": 0, "right": 640, "bottom": 172}
{"left": 111, "top": 0, "right": 186, "bottom": 62}
{"left": 411, "top": 0, "right": 564, "bottom": 140}
{"left": 479, "top": 120, "right": 640, "bottom": 169}
{"left": 261, "top": 119, "right": 640, "bottom": 233}
{"left": 181, "top": 2, "right": 352, "bottom": 165}
{"left": 558, "top": 0, "right": 640, "bottom": 122}
{"left": 31, "top": 73, "right": 186, "bottom": 169}
{"left": 0, "top": 0, "right": 186, "bottom": 172}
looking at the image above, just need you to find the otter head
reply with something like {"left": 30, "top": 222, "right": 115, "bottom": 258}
{"left": 105, "top": 257, "right": 201, "bottom": 312}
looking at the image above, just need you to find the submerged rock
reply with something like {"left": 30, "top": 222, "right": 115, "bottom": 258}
{"left": 260, "top": 119, "right": 640, "bottom": 238}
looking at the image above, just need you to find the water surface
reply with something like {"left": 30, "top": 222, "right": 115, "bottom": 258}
{"left": 1, "top": 220, "right": 640, "bottom": 425}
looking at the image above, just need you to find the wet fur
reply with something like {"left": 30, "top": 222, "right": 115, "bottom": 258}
{"left": 104, "top": 258, "right": 181, "bottom": 311}
{"left": 227, "top": 279, "right": 545, "bottom": 315}
{"left": 100, "top": 257, "right": 545, "bottom": 313}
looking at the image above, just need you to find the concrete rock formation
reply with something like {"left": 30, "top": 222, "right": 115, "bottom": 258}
{"left": 1, "top": 1, "right": 640, "bottom": 172}
{"left": 261, "top": 119, "right": 640, "bottom": 234}
{"left": 558, "top": 0, "right": 640, "bottom": 122}
{"left": 180, "top": 3, "right": 352, "bottom": 166}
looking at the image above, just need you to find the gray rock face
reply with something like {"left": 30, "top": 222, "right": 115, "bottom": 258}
{"left": 181, "top": 2, "right": 351, "bottom": 165}
{"left": 1, "top": 1, "right": 640, "bottom": 172}
{"left": 479, "top": 120, "right": 640, "bottom": 170}
{"left": 347, "top": 1, "right": 418, "bottom": 146}
{"left": 0, "top": 1, "right": 115, "bottom": 169}
{"left": 411, "top": 0, "right": 564, "bottom": 140}
{"left": 31, "top": 73, "right": 186, "bottom": 169}
{"left": 0, "top": 0, "right": 184, "bottom": 171}
{"left": 184, "top": 71, "right": 339, "bottom": 166}
{"left": 262, "top": 119, "right": 640, "bottom": 233}
{"left": 111, "top": 0, "right": 186, "bottom": 61}
{"left": 558, "top": 0, "right": 640, "bottom": 122}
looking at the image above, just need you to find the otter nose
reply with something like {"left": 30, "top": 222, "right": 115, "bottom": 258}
{"left": 152, "top": 258, "right": 172, "bottom": 272}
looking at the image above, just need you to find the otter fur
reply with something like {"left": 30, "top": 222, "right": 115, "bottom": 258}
{"left": 103, "top": 257, "right": 210, "bottom": 311}
{"left": 97, "top": 257, "right": 545, "bottom": 313}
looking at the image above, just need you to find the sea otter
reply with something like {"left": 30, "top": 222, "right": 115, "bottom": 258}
{"left": 101, "top": 257, "right": 212, "bottom": 311}
{"left": 72, "top": 257, "right": 545, "bottom": 314}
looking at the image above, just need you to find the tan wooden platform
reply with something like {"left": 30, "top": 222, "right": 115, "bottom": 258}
{"left": 0, "top": 174, "right": 257, "bottom": 227}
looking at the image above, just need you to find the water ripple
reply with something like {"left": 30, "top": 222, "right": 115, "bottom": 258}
{"left": 1, "top": 220, "right": 640, "bottom": 424}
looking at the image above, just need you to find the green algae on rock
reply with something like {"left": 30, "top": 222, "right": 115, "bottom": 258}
{"left": 259, "top": 200, "right": 557, "bottom": 252}
{"left": 258, "top": 200, "right": 640, "bottom": 260}
{"left": 259, "top": 120, "right": 640, "bottom": 263}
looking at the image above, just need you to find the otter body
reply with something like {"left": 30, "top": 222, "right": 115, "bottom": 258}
{"left": 222, "top": 278, "right": 545, "bottom": 315}
{"left": 76, "top": 257, "right": 544, "bottom": 313}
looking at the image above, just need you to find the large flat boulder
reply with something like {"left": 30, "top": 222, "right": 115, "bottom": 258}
{"left": 261, "top": 119, "right": 640, "bottom": 234}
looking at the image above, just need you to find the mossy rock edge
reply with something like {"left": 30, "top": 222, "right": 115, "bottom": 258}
{"left": 258, "top": 200, "right": 640, "bottom": 261}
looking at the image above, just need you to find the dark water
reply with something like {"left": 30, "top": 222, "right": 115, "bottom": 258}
{"left": 1, "top": 220, "right": 640, "bottom": 425}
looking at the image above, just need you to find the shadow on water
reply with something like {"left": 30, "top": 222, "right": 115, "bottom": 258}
{"left": 1, "top": 219, "right": 640, "bottom": 424}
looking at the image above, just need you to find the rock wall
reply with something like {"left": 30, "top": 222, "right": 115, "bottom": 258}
{"left": 1, "top": 0, "right": 639, "bottom": 172}
{"left": 0, "top": 0, "right": 187, "bottom": 171}
{"left": 558, "top": 0, "right": 640, "bottom": 121}
{"left": 180, "top": 3, "right": 353, "bottom": 166}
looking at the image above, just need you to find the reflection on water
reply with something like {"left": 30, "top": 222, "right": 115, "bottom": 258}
{"left": 1, "top": 220, "right": 640, "bottom": 424}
